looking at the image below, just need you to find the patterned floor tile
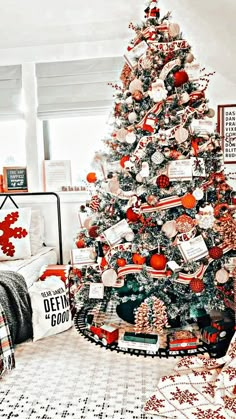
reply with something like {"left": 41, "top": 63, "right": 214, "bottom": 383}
{"left": 0, "top": 326, "right": 177, "bottom": 419}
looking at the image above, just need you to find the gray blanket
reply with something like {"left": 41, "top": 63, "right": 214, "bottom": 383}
{"left": 0, "top": 271, "right": 33, "bottom": 344}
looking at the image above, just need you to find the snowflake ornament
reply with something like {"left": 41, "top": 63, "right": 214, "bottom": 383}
{"left": 0, "top": 211, "right": 28, "bottom": 256}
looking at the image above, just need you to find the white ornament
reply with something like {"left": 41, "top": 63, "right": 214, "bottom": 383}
{"left": 128, "top": 112, "right": 137, "bottom": 123}
{"left": 168, "top": 22, "right": 180, "bottom": 38}
{"left": 125, "top": 96, "right": 133, "bottom": 105}
{"left": 151, "top": 150, "right": 164, "bottom": 165}
{"left": 125, "top": 231, "right": 135, "bottom": 242}
{"left": 116, "top": 128, "right": 128, "bottom": 142}
{"left": 193, "top": 188, "right": 204, "bottom": 200}
{"left": 139, "top": 162, "right": 150, "bottom": 178}
{"left": 125, "top": 132, "right": 136, "bottom": 144}
{"left": 215, "top": 268, "right": 229, "bottom": 284}
{"left": 175, "top": 126, "right": 189, "bottom": 144}
{"left": 136, "top": 173, "right": 143, "bottom": 183}
{"left": 161, "top": 220, "right": 177, "bottom": 238}
{"left": 101, "top": 269, "right": 118, "bottom": 287}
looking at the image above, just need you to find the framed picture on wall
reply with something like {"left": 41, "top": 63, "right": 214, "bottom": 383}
{"left": 217, "top": 104, "right": 236, "bottom": 164}
{"left": 3, "top": 166, "right": 28, "bottom": 192}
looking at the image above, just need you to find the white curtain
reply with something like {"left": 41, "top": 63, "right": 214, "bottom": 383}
{"left": 36, "top": 56, "right": 124, "bottom": 119}
{"left": 0, "top": 65, "right": 22, "bottom": 119}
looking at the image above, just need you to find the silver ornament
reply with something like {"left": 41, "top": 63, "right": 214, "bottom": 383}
{"left": 151, "top": 151, "right": 164, "bottom": 165}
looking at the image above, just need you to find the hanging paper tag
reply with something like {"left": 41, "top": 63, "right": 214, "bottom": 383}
{"left": 190, "top": 119, "right": 215, "bottom": 135}
{"left": 89, "top": 283, "right": 104, "bottom": 299}
{"left": 178, "top": 235, "right": 209, "bottom": 262}
{"left": 103, "top": 219, "right": 133, "bottom": 246}
{"left": 168, "top": 160, "right": 192, "bottom": 181}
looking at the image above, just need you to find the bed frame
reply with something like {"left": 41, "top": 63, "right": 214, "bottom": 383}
{"left": 0, "top": 192, "right": 63, "bottom": 264}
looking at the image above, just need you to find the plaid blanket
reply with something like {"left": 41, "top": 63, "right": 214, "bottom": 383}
{"left": 0, "top": 302, "right": 15, "bottom": 376}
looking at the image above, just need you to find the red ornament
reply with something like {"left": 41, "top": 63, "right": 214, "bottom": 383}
{"left": 88, "top": 225, "right": 99, "bottom": 238}
{"left": 117, "top": 258, "right": 127, "bottom": 267}
{"left": 156, "top": 174, "right": 170, "bottom": 188}
{"left": 120, "top": 155, "right": 130, "bottom": 168}
{"left": 173, "top": 70, "right": 189, "bottom": 87}
{"left": 132, "top": 253, "right": 146, "bottom": 265}
{"left": 189, "top": 278, "right": 205, "bottom": 293}
{"left": 86, "top": 172, "right": 97, "bottom": 183}
{"left": 126, "top": 207, "right": 140, "bottom": 222}
{"left": 209, "top": 246, "right": 223, "bottom": 260}
{"left": 75, "top": 239, "right": 85, "bottom": 248}
{"left": 150, "top": 253, "right": 167, "bottom": 270}
{"left": 181, "top": 193, "right": 197, "bottom": 209}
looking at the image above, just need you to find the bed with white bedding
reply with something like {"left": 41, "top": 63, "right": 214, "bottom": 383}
{"left": 0, "top": 246, "right": 58, "bottom": 288}
{"left": 0, "top": 192, "right": 63, "bottom": 375}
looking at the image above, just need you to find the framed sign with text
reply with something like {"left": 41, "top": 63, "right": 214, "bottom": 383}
{"left": 217, "top": 104, "right": 236, "bottom": 164}
{"left": 3, "top": 166, "right": 28, "bottom": 192}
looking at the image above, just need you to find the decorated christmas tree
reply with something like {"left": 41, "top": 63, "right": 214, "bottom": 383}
{"left": 75, "top": 0, "right": 235, "bottom": 331}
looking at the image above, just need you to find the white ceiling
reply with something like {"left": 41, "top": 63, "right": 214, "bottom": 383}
{"left": 0, "top": 0, "right": 235, "bottom": 87}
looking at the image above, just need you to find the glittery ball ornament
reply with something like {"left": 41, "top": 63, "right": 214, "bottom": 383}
{"left": 181, "top": 193, "right": 196, "bottom": 209}
{"left": 209, "top": 246, "right": 223, "bottom": 260}
{"left": 132, "top": 253, "right": 146, "bottom": 265}
{"left": 147, "top": 195, "right": 159, "bottom": 206}
{"left": 176, "top": 214, "right": 195, "bottom": 233}
{"left": 189, "top": 278, "right": 205, "bottom": 293}
{"left": 88, "top": 225, "right": 99, "bottom": 238}
{"left": 116, "top": 258, "right": 127, "bottom": 267}
{"left": 156, "top": 174, "right": 170, "bottom": 188}
{"left": 150, "top": 254, "right": 167, "bottom": 270}
{"left": 151, "top": 150, "right": 164, "bottom": 165}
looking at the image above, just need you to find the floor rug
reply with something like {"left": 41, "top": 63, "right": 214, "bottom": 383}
{"left": 0, "top": 326, "right": 177, "bottom": 419}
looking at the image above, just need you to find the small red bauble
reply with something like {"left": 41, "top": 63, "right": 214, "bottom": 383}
{"left": 181, "top": 193, "right": 196, "bottom": 209}
{"left": 86, "top": 172, "right": 97, "bottom": 183}
{"left": 156, "top": 174, "right": 170, "bottom": 188}
{"left": 150, "top": 253, "right": 167, "bottom": 270}
{"left": 75, "top": 239, "right": 85, "bottom": 248}
{"left": 132, "top": 253, "right": 146, "bottom": 265}
{"left": 189, "top": 278, "right": 205, "bottom": 293}
{"left": 117, "top": 258, "right": 127, "bottom": 267}
{"left": 126, "top": 207, "right": 140, "bottom": 222}
{"left": 173, "top": 70, "right": 189, "bottom": 87}
{"left": 120, "top": 155, "right": 130, "bottom": 168}
{"left": 88, "top": 225, "right": 99, "bottom": 238}
{"left": 209, "top": 246, "right": 223, "bottom": 260}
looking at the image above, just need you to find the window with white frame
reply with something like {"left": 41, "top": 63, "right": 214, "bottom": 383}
{"left": 0, "top": 120, "right": 26, "bottom": 169}
{"left": 45, "top": 114, "right": 109, "bottom": 186}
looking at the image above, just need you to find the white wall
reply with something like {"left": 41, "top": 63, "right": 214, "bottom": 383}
{"left": 0, "top": 0, "right": 235, "bottom": 264}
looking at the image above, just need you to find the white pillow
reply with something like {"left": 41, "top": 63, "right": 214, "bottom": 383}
{"left": 29, "top": 276, "right": 72, "bottom": 342}
{"left": 30, "top": 209, "right": 45, "bottom": 255}
{"left": 0, "top": 207, "right": 31, "bottom": 260}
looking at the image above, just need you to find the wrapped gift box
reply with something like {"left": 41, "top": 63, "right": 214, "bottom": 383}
{"left": 169, "top": 330, "right": 198, "bottom": 351}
